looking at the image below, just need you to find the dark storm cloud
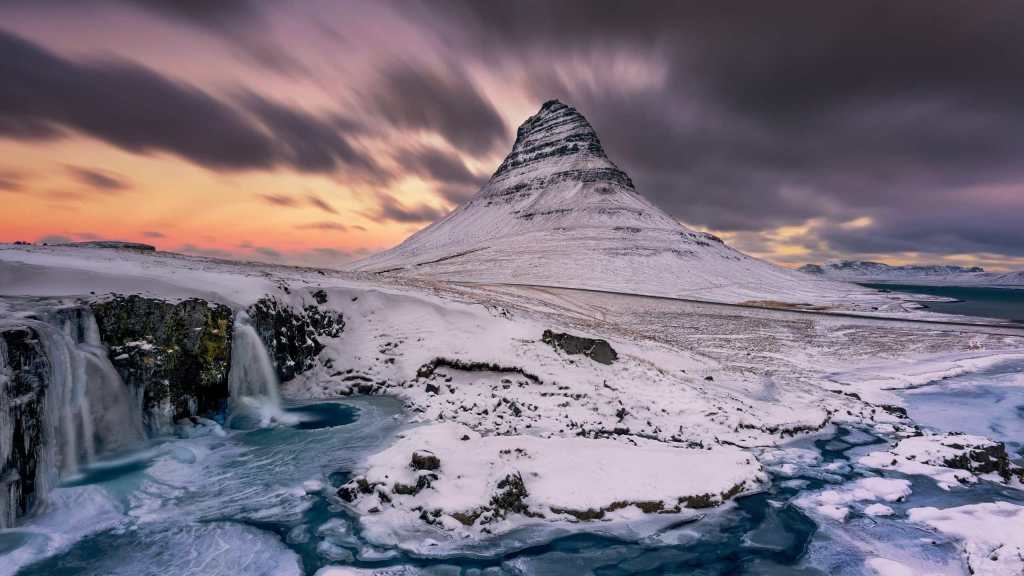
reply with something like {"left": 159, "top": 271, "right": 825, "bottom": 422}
{"left": 370, "top": 64, "right": 506, "bottom": 153}
{"left": 240, "top": 93, "right": 375, "bottom": 174}
{"left": 0, "top": 30, "right": 370, "bottom": 174}
{"left": 0, "top": 29, "right": 275, "bottom": 169}
{"left": 424, "top": 0, "right": 1024, "bottom": 258}
{"left": 398, "top": 146, "right": 485, "bottom": 204}
{"left": 65, "top": 165, "right": 129, "bottom": 191}
{"left": 119, "top": 0, "right": 303, "bottom": 74}
{"left": 401, "top": 147, "right": 482, "bottom": 187}
{"left": 370, "top": 194, "right": 447, "bottom": 224}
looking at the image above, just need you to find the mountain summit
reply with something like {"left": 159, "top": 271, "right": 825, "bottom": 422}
{"left": 351, "top": 100, "right": 861, "bottom": 304}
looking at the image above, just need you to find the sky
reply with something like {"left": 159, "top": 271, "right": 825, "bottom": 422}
{"left": 2, "top": 0, "right": 1023, "bottom": 271}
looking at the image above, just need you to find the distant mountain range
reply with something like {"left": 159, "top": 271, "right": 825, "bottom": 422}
{"left": 800, "top": 260, "right": 1024, "bottom": 288}
{"left": 351, "top": 100, "right": 870, "bottom": 305}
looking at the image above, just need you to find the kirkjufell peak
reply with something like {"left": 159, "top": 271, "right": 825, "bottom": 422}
{"left": 350, "top": 101, "right": 868, "bottom": 305}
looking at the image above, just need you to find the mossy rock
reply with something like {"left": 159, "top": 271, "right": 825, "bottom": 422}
{"left": 90, "top": 295, "right": 233, "bottom": 431}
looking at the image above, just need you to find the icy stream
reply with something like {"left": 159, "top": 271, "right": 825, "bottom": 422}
{"left": 2, "top": 391, "right": 1021, "bottom": 575}
{"left": 2, "top": 341, "right": 1023, "bottom": 574}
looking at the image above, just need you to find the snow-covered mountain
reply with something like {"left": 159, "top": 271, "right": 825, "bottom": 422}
{"left": 351, "top": 100, "right": 868, "bottom": 305}
{"left": 801, "top": 260, "right": 1024, "bottom": 288}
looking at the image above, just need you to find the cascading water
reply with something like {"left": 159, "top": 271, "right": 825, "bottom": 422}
{"left": 0, "top": 305, "right": 145, "bottom": 528}
{"left": 226, "top": 311, "right": 291, "bottom": 428}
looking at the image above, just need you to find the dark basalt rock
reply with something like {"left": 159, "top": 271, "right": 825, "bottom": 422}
{"left": 90, "top": 295, "right": 233, "bottom": 431}
{"left": 411, "top": 450, "right": 441, "bottom": 471}
{"left": 542, "top": 329, "right": 618, "bottom": 365}
{"left": 246, "top": 296, "right": 344, "bottom": 382}
{"left": 490, "top": 472, "right": 530, "bottom": 516}
{"left": 416, "top": 357, "right": 543, "bottom": 384}
{"left": 940, "top": 436, "right": 1020, "bottom": 482}
{"left": 0, "top": 326, "right": 49, "bottom": 528}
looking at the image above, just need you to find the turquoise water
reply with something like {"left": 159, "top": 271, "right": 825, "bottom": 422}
{"left": 860, "top": 283, "right": 1024, "bottom": 322}
{"left": 5, "top": 388, "right": 1023, "bottom": 575}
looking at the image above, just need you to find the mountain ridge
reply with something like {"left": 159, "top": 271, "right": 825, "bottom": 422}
{"left": 802, "top": 260, "right": 1024, "bottom": 289}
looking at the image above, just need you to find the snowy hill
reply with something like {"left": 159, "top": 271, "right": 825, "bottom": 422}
{"left": 801, "top": 260, "right": 1024, "bottom": 289}
{"left": 351, "top": 100, "right": 871, "bottom": 306}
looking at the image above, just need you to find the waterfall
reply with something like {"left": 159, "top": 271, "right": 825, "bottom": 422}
{"left": 226, "top": 311, "right": 292, "bottom": 428}
{"left": 0, "top": 305, "right": 145, "bottom": 528}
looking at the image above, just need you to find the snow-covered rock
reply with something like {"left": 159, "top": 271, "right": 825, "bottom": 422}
{"left": 338, "top": 422, "right": 766, "bottom": 533}
{"left": 351, "top": 100, "right": 876, "bottom": 306}
{"left": 908, "top": 502, "right": 1024, "bottom": 576}
{"left": 859, "top": 433, "right": 1022, "bottom": 489}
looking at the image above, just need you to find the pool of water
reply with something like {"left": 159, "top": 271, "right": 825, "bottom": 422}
{"left": 3, "top": 389, "right": 1021, "bottom": 575}
{"left": 860, "top": 283, "right": 1024, "bottom": 323}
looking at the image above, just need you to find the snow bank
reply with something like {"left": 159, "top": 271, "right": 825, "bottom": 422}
{"left": 909, "top": 502, "right": 1024, "bottom": 576}
{"left": 339, "top": 423, "right": 765, "bottom": 534}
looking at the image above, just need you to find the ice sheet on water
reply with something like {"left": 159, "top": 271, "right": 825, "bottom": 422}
{"left": 900, "top": 363, "right": 1024, "bottom": 453}
{"left": 17, "top": 521, "right": 302, "bottom": 576}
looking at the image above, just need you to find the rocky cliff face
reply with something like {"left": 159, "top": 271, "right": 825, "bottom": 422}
{"left": 0, "top": 326, "right": 49, "bottom": 528}
{"left": 0, "top": 290, "right": 342, "bottom": 527}
{"left": 247, "top": 294, "right": 345, "bottom": 383}
{"left": 90, "top": 295, "right": 233, "bottom": 433}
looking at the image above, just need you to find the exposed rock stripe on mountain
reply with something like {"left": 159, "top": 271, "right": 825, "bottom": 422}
{"left": 351, "top": 100, "right": 873, "bottom": 306}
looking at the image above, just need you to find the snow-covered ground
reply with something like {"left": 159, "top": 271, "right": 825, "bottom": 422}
{"left": 3, "top": 242, "right": 1024, "bottom": 573}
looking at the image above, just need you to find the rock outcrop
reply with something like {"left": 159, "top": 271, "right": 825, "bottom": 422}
{"left": 90, "top": 295, "right": 233, "bottom": 432}
{"left": 246, "top": 296, "right": 345, "bottom": 382}
{"left": 542, "top": 329, "right": 618, "bottom": 365}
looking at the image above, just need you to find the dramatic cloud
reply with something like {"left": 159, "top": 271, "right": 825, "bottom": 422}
{"left": 370, "top": 64, "right": 507, "bottom": 153}
{"left": 118, "top": 0, "right": 303, "bottom": 74}
{"left": 421, "top": 0, "right": 1024, "bottom": 260}
{"left": 240, "top": 93, "right": 375, "bottom": 174}
{"left": 398, "top": 146, "right": 485, "bottom": 204}
{"left": 370, "top": 194, "right": 447, "bottom": 224}
{"left": 4, "top": 2, "right": 1024, "bottom": 267}
{"left": 65, "top": 165, "right": 129, "bottom": 191}
{"left": 0, "top": 29, "right": 368, "bottom": 174}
